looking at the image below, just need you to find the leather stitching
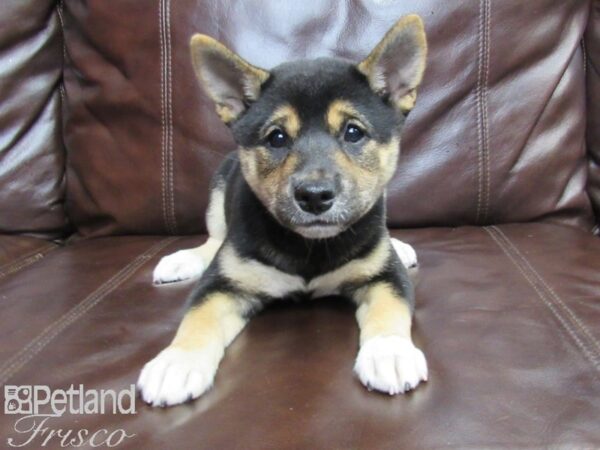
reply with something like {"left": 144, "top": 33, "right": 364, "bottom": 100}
{"left": 482, "top": 1, "right": 491, "bottom": 222}
{"left": 475, "top": 0, "right": 491, "bottom": 224}
{"left": 475, "top": 1, "right": 484, "bottom": 223}
{"left": 492, "top": 226, "right": 600, "bottom": 354}
{"left": 0, "top": 243, "right": 56, "bottom": 280}
{"left": 158, "top": 0, "right": 177, "bottom": 234}
{"left": 485, "top": 227, "right": 600, "bottom": 373}
{"left": 159, "top": 0, "right": 177, "bottom": 234}
{"left": 166, "top": 0, "right": 177, "bottom": 233}
{"left": 0, "top": 237, "right": 179, "bottom": 384}
{"left": 159, "top": 0, "right": 168, "bottom": 233}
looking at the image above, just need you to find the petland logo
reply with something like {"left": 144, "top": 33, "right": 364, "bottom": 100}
{"left": 4, "top": 385, "right": 136, "bottom": 448}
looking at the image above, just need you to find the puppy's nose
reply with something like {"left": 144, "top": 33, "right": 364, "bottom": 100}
{"left": 294, "top": 180, "right": 336, "bottom": 215}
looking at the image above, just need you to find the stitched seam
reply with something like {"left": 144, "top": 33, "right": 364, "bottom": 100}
{"left": 484, "top": 227, "right": 600, "bottom": 373}
{"left": 56, "top": 0, "right": 67, "bottom": 146}
{"left": 492, "top": 226, "right": 600, "bottom": 354}
{"left": 158, "top": 0, "right": 170, "bottom": 234}
{"left": 165, "top": 0, "right": 177, "bottom": 233}
{"left": 481, "top": 0, "right": 491, "bottom": 222}
{"left": 56, "top": 0, "right": 67, "bottom": 105}
{"left": 0, "top": 243, "right": 54, "bottom": 273}
{"left": 475, "top": 0, "right": 491, "bottom": 223}
{"left": 485, "top": 227, "right": 600, "bottom": 372}
{"left": 0, "top": 255, "right": 43, "bottom": 278}
{"left": 0, "top": 243, "right": 56, "bottom": 278}
{"left": 474, "top": 0, "right": 485, "bottom": 223}
{"left": 0, "top": 237, "right": 178, "bottom": 384}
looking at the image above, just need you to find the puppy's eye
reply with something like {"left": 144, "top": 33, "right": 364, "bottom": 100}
{"left": 344, "top": 123, "right": 365, "bottom": 143}
{"left": 267, "top": 128, "right": 289, "bottom": 148}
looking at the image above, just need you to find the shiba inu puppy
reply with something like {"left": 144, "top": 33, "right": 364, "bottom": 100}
{"left": 138, "top": 15, "right": 428, "bottom": 406}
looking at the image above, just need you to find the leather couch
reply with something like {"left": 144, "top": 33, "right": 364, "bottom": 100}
{"left": 1, "top": 1, "right": 599, "bottom": 448}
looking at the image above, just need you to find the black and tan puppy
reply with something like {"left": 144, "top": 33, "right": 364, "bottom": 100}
{"left": 138, "top": 15, "right": 428, "bottom": 406}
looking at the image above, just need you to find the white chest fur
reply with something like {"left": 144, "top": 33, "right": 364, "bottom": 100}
{"left": 219, "top": 237, "right": 392, "bottom": 299}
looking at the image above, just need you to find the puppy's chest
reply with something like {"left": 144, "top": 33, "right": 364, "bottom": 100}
{"left": 219, "top": 239, "right": 390, "bottom": 300}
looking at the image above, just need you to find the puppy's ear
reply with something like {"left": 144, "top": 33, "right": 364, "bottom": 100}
{"left": 190, "top": 34, "right": 270, "bottom": 123}
{"left": 357, "top": 15, "right": 427, "bottom": 114}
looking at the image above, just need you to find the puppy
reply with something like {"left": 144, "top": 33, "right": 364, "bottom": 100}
{"left": 138, "top": 15, "right": 428, "bottom": 407}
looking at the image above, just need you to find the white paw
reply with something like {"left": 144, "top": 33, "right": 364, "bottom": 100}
{"left": 153, "top": 249, "right": 206, "bottom": 284}
{"left": 391, "top": 238, "right": 418, "bottom": 269}
{"left": 137, "top": 346, "right": 220, "bottom": 407}
{"left": 354, "top": 336, "right": 428, "bottom": 395}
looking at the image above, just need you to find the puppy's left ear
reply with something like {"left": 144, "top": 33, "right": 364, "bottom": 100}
{"left": 190, "top": 34, "right": 270, "bottom": 124}
{"left": 357, "top": 15, "right": 427, "bottom": 114}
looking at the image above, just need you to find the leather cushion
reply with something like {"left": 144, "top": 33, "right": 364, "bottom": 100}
{"left": 586, "top": 0, "right": 600, "bottom": 229}
{"left": 0, "top": 1, "right": 68, "bottom": 238}
{"left": 0, "top": 224, "right": 598, "bottom": 447}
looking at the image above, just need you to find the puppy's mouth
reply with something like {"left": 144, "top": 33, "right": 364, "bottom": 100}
{"left": 293, "top": 220, "right": 345, "bottom": 239}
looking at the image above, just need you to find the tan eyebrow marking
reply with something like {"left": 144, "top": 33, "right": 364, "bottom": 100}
{"left": 326, "top": 99, "right": 372, "bottom": 135}
{"left": 262, "top": 104, "right": 301, "bottom": 139}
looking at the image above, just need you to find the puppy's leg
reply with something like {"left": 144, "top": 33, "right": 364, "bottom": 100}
{"left": 353, "top": 281, "right": 428, "bottom": 395}
{"left": 153, "top": 187, "right": 226, "bottom": 284}
{"left": 137, "top": 289, "right": 249, "bottom": 406}
{"left": 153, "top": 238, "right": 222, "bottom": 284}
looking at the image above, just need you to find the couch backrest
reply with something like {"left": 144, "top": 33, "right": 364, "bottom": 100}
{"left": 0, "top": 0, "right": 68, "bottom": 238}
{"left": 60, "top": 0, "right": 595, "bottom": 237}
{"left": 586, "top": 0, "right": 600, "bottom": 233}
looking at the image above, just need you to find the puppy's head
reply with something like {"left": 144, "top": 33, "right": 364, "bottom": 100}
{"left": 191, "top": 15, "right": 427, "bottom": 239}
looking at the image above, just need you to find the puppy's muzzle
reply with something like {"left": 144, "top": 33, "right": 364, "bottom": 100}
{"left": 293, "top": 179, "right": 338, "bottom": 215}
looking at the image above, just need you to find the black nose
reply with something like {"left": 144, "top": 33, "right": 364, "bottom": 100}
{"left": 294, "top": 180, "right": 336, "bottom": 215}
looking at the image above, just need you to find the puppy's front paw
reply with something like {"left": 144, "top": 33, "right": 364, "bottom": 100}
{"left": 153, "top": 249, "right": 206, "bottom": 284}
{"left": 354, "top": 336, "right": 427, "bottom": 395}
{"left": 391, "top": 238, "right": 418, "bottom": 269}
{"left": 137, "top": 346, "right": 219, "bottom": 407}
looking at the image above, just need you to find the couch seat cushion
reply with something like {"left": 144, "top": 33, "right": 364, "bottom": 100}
{"left": 0, "top": 224, "right": 598, "bottom": 448}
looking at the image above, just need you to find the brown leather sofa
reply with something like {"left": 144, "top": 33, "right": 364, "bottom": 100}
{"left": 1, "top": 1, "right": 600, "bottom": 448}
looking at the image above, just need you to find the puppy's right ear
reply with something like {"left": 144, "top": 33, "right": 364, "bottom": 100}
{"left": 190, "top": 34, "right": 270, "bottom": 124}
